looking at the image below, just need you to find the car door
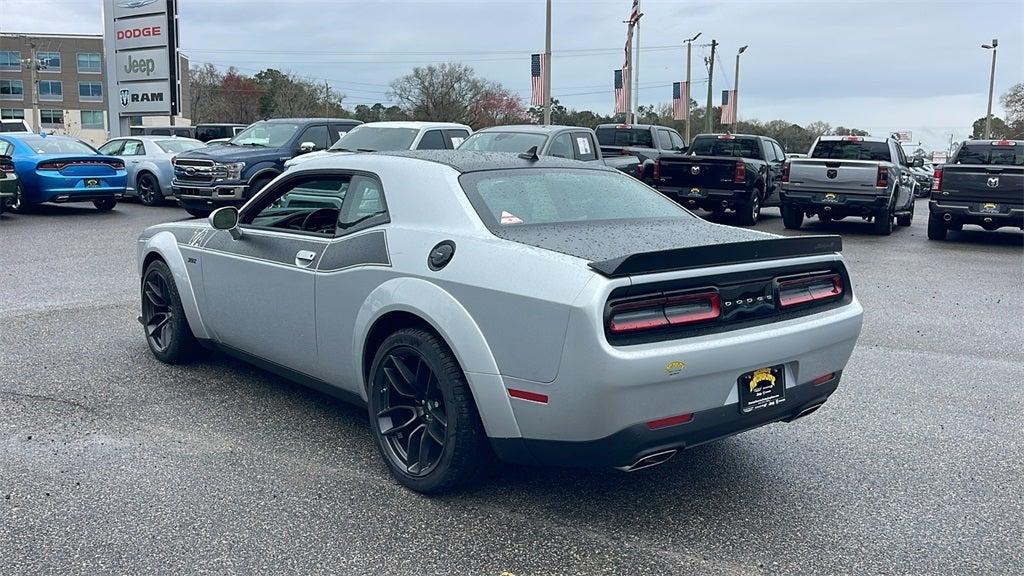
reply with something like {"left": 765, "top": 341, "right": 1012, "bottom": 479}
{"left": 891, "top": 140, "right": 914, "bottom": 210}
{"left": 546, "top": 132, "right": 574, "bottom": 158}
{"left": 297, "top": 124, "right": 330, "bottom": 153}
{"left": 416, "top": 130, "right": 447, "bottom": 150}
{"left": 200, "top": 172, "right": 350, "bottom": 371}
{"left": 117, "top": 139, "right": 146, "bottom": 188}
{"left": 763, "top": 140, "right": 786, "bottom": 202}
{"left": 571, "top": 131, "right": 597, "bottom": 162}
{"left": 443, "top": 129, "right": 469, "bottom": 149}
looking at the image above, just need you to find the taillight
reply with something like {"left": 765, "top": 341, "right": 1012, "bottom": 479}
{"left": 734, "top": 160, "right": 745, "bottom": 184}
{"left": 875, "top": 165, "right": 888, "bottom": 188}
{"left": 992, "top": 139, "right": 1013, "bottom": 146}
{"left": 932, "top": 167, "right": 942, "bottom": 192}
{"left": 781, "top": 161, "right": 790, "bottom": 183}
{"left": 37, "top": 161, "right": 63, "bottom": 171}
{"left": 106, "top": 159, "right": 125, "bottom": 170}
{"left": 776, "top": 273, "right": 843, "bottom": 309}
{"left": 653, "top": 159, "right": 661, "bottom": 181}
{"left": 608, "top": 290, "right": 720, "bottom": 334}
{"left": 843, "top": 135, "right": 863, "bottom": 142}
{"left": 635, "top": 161, "right": 644, "bottom": 180}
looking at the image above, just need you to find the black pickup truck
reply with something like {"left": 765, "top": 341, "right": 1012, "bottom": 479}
{"left": 595, "top": 123, "right": 687, "bottom": 182}
{"left": 928, "top": 139, "right": 1024, "bottom": 240}
{"left": 651, "top": 133, "right": 786, "bottom": 225}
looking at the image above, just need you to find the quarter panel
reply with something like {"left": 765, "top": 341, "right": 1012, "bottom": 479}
{"left": 138, "top": 228, "right": 211, "bottom": 340}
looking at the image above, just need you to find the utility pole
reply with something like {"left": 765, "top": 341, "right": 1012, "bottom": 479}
{"left": 633, "top": 1, "right": 641, "bottom": 120}
{"left": 683, "top": 32, "right": 701, "bottom": 144}
{"left": 982, "top": 38, "right": 998, "bottom": 139}
{"left": 733, "top": 45, "right": 747, "bottom": 130}
{"left": 542, "top": 0, "right": 552, "bottom": 125}
{"left": 705, "top": 39, "right": 717, "bottom": 134}
{"left": 18, "top": 36, "right": 41, "bottom": 132}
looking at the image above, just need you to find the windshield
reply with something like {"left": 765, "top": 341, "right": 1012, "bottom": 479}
{"left": 331, "top": 126, "right": 418, "bottom": 152}
{"left": 231, "top": 121, "right": 300, "bottom": 148}
{"left": 689, "top": 136, "right": 762, "bottom": 159}
{"left": 458, "top": 131, "right": 547, "bottom": 153}
{"left": 953, "top": 143, "right": 1023, "bottom": 166}
{"left": 459, "top": 168, "right": 688, "bottom": 229}
{"left": 155, "top": 139, "right": 205, "bottom": 154}
{"left": 811, "top": 140, "right": 891, "bottom": 161}
{"left": 595, "top": 127, "right": 654, "bottom": 148}
{"left": 19, "top": 137, "right": 97, "bottom": 155}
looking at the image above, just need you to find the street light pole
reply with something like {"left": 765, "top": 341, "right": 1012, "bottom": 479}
{"left": 683, "top": 32, "right": 701, "bottom": 144}
{"left": 982, "top": 38, "right": 998, "bottom": 139}
{"left": 704, "top": 39, "right": 717, "bottom": 134}
{"left": 733, "top": 45, "right": 747, "bottom": 130}
{"left": 542, "top": 0, "right": 552, "bottom": 125}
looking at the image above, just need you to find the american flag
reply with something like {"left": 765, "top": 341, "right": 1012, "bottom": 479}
{"left": 672, "top": 81, "right": 688, "bottom": 120}
{"left": 530, "top": 53, "right": 547, "bottom": 107}
{"left": 628, "top": 0, "right": 640, "bottom": 24}
{"left": 614, "top": 69, "right": 627, "bottom": 114}
{"left": 720, "top": 89, "right": 736, "bottom": 125}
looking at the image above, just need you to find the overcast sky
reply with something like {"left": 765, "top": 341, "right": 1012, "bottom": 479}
{"left": 2, "top": 0, "right": 1021, "bottom": 151}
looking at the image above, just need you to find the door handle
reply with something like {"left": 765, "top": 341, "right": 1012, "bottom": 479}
{"left": 295, "top": 250, "right": 317, "bottom": 267}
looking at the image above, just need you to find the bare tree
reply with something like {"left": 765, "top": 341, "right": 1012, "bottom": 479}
{"left": 389, "top": 63, "right": 488, "bottom": 125}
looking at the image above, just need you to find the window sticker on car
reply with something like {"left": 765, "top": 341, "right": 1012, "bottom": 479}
{"left": 499, "top": 211, "right": 523, "bottom": 225}
{"left": 450, "top": 137, "right": 465, "bottom": 148}
{"left": 576, "top": 137, "right": 591, "bottom": 155}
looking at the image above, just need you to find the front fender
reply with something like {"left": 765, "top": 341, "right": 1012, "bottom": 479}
{"left": 138, "top": 230, "right": 210, "bottom": 340}
{"left": 353, "top": 277, "right": 521, "bottom": 438}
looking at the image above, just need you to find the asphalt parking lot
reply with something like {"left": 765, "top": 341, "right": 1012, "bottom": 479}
{"left": 1, "top": 200, "right": 1022, "bottom": 575}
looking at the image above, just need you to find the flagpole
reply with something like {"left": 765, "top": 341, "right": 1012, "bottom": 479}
{"left": 543, "top": 0, "right": 552, "bottom": 125}
{"left": 683, "top": 32, "right": 700, "bottom": 144}
{"left": 705, "top": 39, "right": 717, "bottom": 134}
{"left": 733, "top": 45, "right": 747, "bottom": 130}
{"left": 633, "top": 0, "right": 640, "bottom": 121}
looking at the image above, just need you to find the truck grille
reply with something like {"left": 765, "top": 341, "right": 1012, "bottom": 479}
{"left": 173, "top": 159, "right": 225, "bottom": 184}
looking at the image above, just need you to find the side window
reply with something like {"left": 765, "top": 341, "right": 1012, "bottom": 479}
{"left": 548, "top": 132, "right": 573, "bottom": 158}
{"left": 243, "top": 174, "right": 351, "bottom": 235}
{"left": 299, "top": 125, "right": 330, "bottom": 150}
{"left": 0, "top": 140, "right": 11, "bottom": 156}
{"left": 444, "top": 129, "right": 469, "bottom": 149}
{"left": 572, "top": 132, "right": 597, "bottom": 161}
{"left": 669, "top": 131, "right": 685, "bottom": 150}
{"left": 329, "top": 124, "right": 355, "bottom": 143}
{"left": 657, "top": 129, "right": 673, "bottom": 150}
{"left": 149, "top": 129, "right": 171, "bottom": 136}
{"left": 339, "top": 174, "right": 388, "bottom": 234}
{"left": 121, "top": 140, "right": 145, "bottom": 156}
{"left": 773, "top": 142, "right": 786, "bottom": 160}
{"left": 417, "top": 130, "right": 447, "bottom": 150}
{"left": 98, "top": 140, "right": 123, "bottom": 155}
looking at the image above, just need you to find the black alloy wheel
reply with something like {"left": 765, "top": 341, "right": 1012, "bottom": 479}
{"left": 138, "top": 173, "right": 162, "bottom": 206}
{"left": 141, "top": 260, "right": 200, "bottom": 363}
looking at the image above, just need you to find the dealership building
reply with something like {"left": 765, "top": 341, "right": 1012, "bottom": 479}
{"left": 0, "top": 32, "right": 190, "bottom": 145}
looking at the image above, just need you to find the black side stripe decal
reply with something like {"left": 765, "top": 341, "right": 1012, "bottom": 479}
{"left": 317, "top": 230, "right": 390, "bottom": 272}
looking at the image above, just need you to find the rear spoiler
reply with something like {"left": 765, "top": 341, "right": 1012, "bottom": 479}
{"left": 588, "top": 235, "right": 843, "bottom": 278}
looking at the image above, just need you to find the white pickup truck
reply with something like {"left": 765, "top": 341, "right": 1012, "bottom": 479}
{"left": 780, "top": 135, "right": 920, "bottom": 235}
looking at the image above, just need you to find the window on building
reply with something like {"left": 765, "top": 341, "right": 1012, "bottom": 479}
{"left": 38, "top": 81, "right": 63, "bottom": 101}
{"left": 0, "top": 79, "right": 24, "bottom": 99}
{"left": 40, "top": 109, "right": 64, "bottom": 126}
{"left": 37, "top": 51, "right": 61, "bottom": 71}
{"left": 1, "top": 108, "right": 25, "bottom": 120}
{"left": 81, "top": 110, "right": 104, "bottom": 129}
{"left": 79, "top": 82, "right": 103, "bottom": 101}
{"left": 0, "top": 51, "right": 21, "bottom": 71}
{"left": 77, "top": 52, "right": 101, "bottom": 73}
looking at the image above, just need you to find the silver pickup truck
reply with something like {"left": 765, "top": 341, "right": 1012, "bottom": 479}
{"left": 780, "top": 135, "right": 920, "bottom": 235}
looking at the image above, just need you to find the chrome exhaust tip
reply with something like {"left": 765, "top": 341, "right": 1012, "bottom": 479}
{"left": 616, "top": 449, "right": 677, "bottom": 472}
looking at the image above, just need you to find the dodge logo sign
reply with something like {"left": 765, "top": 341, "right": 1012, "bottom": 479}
{"left": 987, "top": 177, "right": 1000, "bottom": 188}
{"left": 119, "top": 89, "right": 130, "bottom": 107}
{"left": 117, "top": 0, "right": 158, "bottom": 8}
{"left": 690, "top": 166, "right": 700, "bottom": 175}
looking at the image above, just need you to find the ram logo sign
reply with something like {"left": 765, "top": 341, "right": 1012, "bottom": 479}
{"left": 119, "top": 89, "right": 130, "bottom": 107}
{"left": 987, "top": 177, "right": 1000, "bottom": 188}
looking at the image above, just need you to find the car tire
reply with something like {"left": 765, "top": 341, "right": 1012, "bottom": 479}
{"left": 184, "top": 207, "right": 211, "bottom": 218}
{"left": 9, "top": 182, "right": 28, "bottom": 213}
{"left": 141, "top": 259, "right": 202, "bottom": 364}
{"left": 368, "top": 328, "right": 492, "bottom": 494}
{"left": 137, "top": 173, "right": 163, "bottom": 206}
{"left": 927, "top": 215, "right": 947, "bottom": 240}
{"left": 247, "top": 175, "right": 274, "bottom": 199}
{"left": 93, "top": 198, "right": 117, "bottom": 211}
{"left": 873, "top": 208, "right": 893, "bottom": 235}
{"left": 736, "top": 192, "right": 761, "bottom": 226}
{"left": 897, "top": 213, "right": 912, "bottom": 227}
{"left": 782, "top": 204, "right": 803, "bottom": 229}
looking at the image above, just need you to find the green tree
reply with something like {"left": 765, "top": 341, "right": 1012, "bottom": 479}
{"left": 972, "top": 116, "right": 1010, "bottom": 139}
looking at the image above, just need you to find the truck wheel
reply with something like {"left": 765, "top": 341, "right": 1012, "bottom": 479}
{"left": 247, "top": 175, "right": 275, "bottom": 199}
{"left": 873, "top": 209, "right": 893, "bottom": 235}
{"left": 896, "top": 213, "right": 913, "bottom": 227}
{"left": 782, "top": 204, "right": 803, "bottom": 229}
{"left": 927, "top": 215, "right": 947, "bottom": 240}
{"left": 93, "top": 198, "right": 117, "bottom": 211}
{"left": 736, "top": 193, "right": 761, "bottom": 226}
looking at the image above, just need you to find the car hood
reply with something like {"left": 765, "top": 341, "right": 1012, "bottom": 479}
{"left": 174, "top": 144, "right": 285, "bottom": 163}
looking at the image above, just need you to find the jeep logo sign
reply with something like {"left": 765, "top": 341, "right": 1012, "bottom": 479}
{"left": 124, "top": 55, "right": 157, "bottom": 76}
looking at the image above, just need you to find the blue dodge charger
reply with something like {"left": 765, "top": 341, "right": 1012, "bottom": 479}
{"left": 0, "top": 133, "right": 127, "bottom": 211}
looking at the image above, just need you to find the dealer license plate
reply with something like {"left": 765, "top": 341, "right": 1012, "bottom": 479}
{"left": 979, "top": 203, "right": 1000, "bottom": 214}
{"left": 84, "top": 178, "right": 100, "bottom": 188}
{"left": 738, "top": 365, "right": 786, "bottom": 414}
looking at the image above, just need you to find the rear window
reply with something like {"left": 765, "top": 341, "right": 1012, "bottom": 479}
{"left": 155, "top": 139, "right": 205, "bottom": 154}
{"left": 18, "top": 136, "right": 97, "bottom": 154}
{"left": 459, "top": 168, "right": 688, "bottom": 228}
{"left": 595, "top": 127, "right": 654, "bottom": 148}
{"left": 458, "top": 131, "right": 547, "bottom": 153}
{"left": 332, "top": 126, "right": 418, "bottom": 152}
{"left": 688, "top": 136, "right": 762, "bottom": 159}
{"left": 953, "top": 143, "right": 1023, "bottom": 166}
{"left": 811, "top": 140, "right": 891, "bottom": 161}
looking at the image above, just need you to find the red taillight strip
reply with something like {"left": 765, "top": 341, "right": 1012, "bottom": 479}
{"left": 875, "top": 165, "right": 888, "bottom": 188}
{"left": 664, "top": 292, "right": 720, "bottom": 325}
{"left": 932, "top": 167, "right": 942, "bottom": 192}
{"left": 777, "top": 273, "right": 843, "bottom": 309}
{"left": 646, "top": 412, "right": 693, "bottom": 430}
{"left": 38, "top": 160, "right": 123, "bottom": 171}
{"left": 734, "top": 160, "right": 746, "bottom": 184}
{"left": 781, "top": 161, "right": 790, "bottom": 183}
{"left": 608, "top": 291, "right": 720, "bottom": 334}
{"left": 507, "top": 388, "right": 548, "bottom": 404}
{"left": 811, "top": 373, "right": 835, "bottom": 385}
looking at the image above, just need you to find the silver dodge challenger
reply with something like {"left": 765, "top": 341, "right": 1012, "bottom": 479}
{"left": 137, "top": 150, "right": 864, "bottom": 493}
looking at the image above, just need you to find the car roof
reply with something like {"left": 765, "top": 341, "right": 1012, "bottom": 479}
{"left": 1, "top": 132, "right": 79, "bottom": 142}
{"left": 364, "top": 150, "right": 615, "bottom": 173}
{"left": 109, "top": 135, "right": 203, "bottom": 142}
{"left": 473, "top": 124, "right": 586, "bottom": 135}
{"left": 817, "top": 135, "right": 888, "bottom": 143}
{"left": 357, "top": 121, "right": 472, "bottom": 130}
{"left": 255, "top": 117, "right": 362, "bottom": 125}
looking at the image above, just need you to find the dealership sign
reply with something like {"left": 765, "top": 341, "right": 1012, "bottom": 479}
{"left": 893, "top": 130, "right": 913, "bottom": 143}
{"left": 103, "top": 0, "right": 179, "bottom": 120}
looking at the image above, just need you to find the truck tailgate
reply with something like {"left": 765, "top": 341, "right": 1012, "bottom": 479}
{"left": 787, "top": 159, "right": 881, "bottom": 196}
{"left": 939, "top": 165, "right": 1024, "bottom": 204}
{"left": 657, "top": 155, "right": 737, "bottom": 189}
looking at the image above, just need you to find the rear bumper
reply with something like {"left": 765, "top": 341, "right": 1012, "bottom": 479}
{"left": 656, "top": 185, "right": 751, "bottom": 210}
{"left": 781, "top": 188, "right": 888, "bottom": 215}
{"left": 492, "top": 375, "right": 840, "bottom": 468}
{"left": 29, "top": 173, "right": 126, "bottom": 204}
{"left": 46, "top": 191, "right": 123, "bottom": 203}
{"left": 929, "top": 200, "right": 1024, "bottom": 229}
{"left": 172, "top": 182, "right": 248, "bottom": 209}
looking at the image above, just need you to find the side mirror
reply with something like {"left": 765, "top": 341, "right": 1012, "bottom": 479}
{"left": 209, "top": 206, "right": 242, "bottom": 240}
{"left": 912, "top": 158, "right": 924, "bottom": 168}
{"left": 298, "top": 141, "right": 316, "bottom": 153}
